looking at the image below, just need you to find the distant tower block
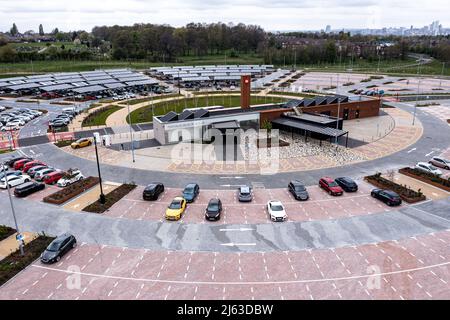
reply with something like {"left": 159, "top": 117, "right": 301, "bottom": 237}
{"left": 240, "top": 75, "right": 251, "bottom": 109}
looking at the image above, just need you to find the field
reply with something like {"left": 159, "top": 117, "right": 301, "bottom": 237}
{"left": 82, "top": 105, "right": 123, "bottom": 127}
{"left": 128, "top": 95, "right": 287, "bottom": 124}
{"left": 0, "top": 53, "right": 263, "bottom": 74}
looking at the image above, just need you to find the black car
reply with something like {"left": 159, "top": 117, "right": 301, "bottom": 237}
{"left": 205, "top": 198, "right": 222, "bottom": 221}
{"left": 288, "top": 180, "right": 309, "bottom": 201}
{"left": 182, "top": 183, "right": 200, "bottom": 203}
{"left": 40, "top": 233, "right": 77, "bottom": 264}
{"left": 371, "top": 189, "right": 402, "bottom": 206}
{"left": 5, "top": 156, "right": 30, "bottom": 167}
{"left": 335, "top": 177, "right": 358, "bottom": 192}
{"left": 14, "top": 181, "right": 45, "bottom": 197}
{"left": 238, "top": 186, "right": 252, "bottom": 202}
{"left": 143, "top": 182, "right": 164, "bottom": 200}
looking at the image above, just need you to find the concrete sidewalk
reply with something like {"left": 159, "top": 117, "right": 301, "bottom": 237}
{"left": 0, "top": 232, "right": 39, "bottom": 261}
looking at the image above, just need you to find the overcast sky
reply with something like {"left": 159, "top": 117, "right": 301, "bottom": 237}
{"left": 0, "top": 0, "right": 448, "bottom": 33}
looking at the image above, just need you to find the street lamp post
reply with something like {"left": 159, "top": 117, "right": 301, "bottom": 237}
{"left": 412, "top": 63, "right": 421, "bottom": 126}
{"left": 126, "top": 98, "right": 136, "bottom": 163}
{"left": 93, "top": 136, "right": 106, "bottom": 204}
{"left": 1, "top": 163, "right": 24, "bottom": 255}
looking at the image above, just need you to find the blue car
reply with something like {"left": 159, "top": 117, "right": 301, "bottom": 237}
{"left": 182, "top": 183, "right": 200, "bottom": 203}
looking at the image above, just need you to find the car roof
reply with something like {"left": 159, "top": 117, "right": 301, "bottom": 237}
{"left": 337, "top": 177, "right": 353, "bottom": 182}
{"left": 269, "top": 200, "right": 282, "bottom": 206}
{"left": 208, "top": 198, "right": 220, "bottom": 204}
{"left": 173, "top": 197, "right": 184, "bottom": 201}
{"left": 185, "top": 183, "right": 197, "bottom": 188}
{"left": 240, "top": 186, "right": 250, "bottom": 192}
{"left": 383, "top": 190, "right": 399, "bottom": 196}
{"left": 322, "top": 176, "right": 334, "bottom": 182}
{"left": 291, "top": 180, "right": 304, "bottom": 185}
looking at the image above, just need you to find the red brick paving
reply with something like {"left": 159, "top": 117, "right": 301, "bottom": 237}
{"left": 1, "top": 230, "right": 449, "bottom": 300}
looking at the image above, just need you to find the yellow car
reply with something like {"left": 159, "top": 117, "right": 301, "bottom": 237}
{"left": 71, "top": 138, "right": 92, "bottom": 149}
{"left": 165, "top": 197, "right": 187, "bottom": 221}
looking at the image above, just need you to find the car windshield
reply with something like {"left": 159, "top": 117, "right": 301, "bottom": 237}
{"left": 271, "top": 204, "right": 283, "bottom": 211}
{"left": 428, "top": 165, "right": 438, "bottom": 170}
{"left": 208, "top": 203, "right": 219, "bottom": 211}
{"left": 294, "top": 185, "right": 305, "bottom": 191}
{"left": 169, "top": 200, "right": 182, "bottom": 209}
{"left": 184, "top": 187, "right": 194, "bottom": 194}
{"left": 46, "top": 241, "right": 61, "bottom": 252}
{"left": 328, "top": 181, "right": 339, "bottom": 187}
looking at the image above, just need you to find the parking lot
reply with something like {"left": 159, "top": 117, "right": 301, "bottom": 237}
{"left": 1, "top": 229, "right": 448, "bottom": 300}
{"left": 102, "top": 180, "right": 402, "bottom": 224}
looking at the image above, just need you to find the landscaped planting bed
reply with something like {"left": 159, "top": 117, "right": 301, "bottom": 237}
{"left": 43, "top": 176, "right": 99, "bottom": 205}
{"left": 0, "top": 235, "right": 55, "bottom": 287}
{"left": 83, "top": 183, "right": 137, "bottom": 213}
{"left": 0, "top": 225, "right": 16, "bottom": 242}
{"left": 54, "top": 139, "right": 75, "bottom": 148}
{"left": 365, "top": 173, "right": 426, "bottom": 203}
{"left": 399, "top": 167, "right": 450, "bottom": 192}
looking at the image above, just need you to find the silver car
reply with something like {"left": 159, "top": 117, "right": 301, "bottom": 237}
{"left": 429, "top": 156, "right": 450, "bottom": 170}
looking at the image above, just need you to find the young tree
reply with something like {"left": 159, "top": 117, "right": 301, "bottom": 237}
{"left": 39, "top": 24, "right": 44, "bottom": 36}
{"left": 10, "top": 23, "right": 19, "bottom": 36}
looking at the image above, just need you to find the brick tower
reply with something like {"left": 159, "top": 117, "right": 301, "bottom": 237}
{"left": 240, "top": 75, "right": 251, "bottom": 109}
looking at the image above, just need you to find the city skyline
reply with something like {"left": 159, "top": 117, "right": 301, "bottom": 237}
{"left": 0, "top": 0, "right": 449, "bottom": 33}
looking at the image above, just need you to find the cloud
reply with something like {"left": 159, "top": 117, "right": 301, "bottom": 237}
{"left": 0, "top": 0, "right": 448, "bottom": 32}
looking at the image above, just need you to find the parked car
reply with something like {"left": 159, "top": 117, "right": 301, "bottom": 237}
{"left": 319, "top": 177, "right": 344, "bottom": 196}
{"left": 0, "top": 174, "right": 31, "bottom": 189}
{"left": 70, "top": 138, "right": 92, "bottom": 149}
{"left": 13, "top": 158, "right": 34, "bottom": 170}
{"left": 237, "top": 186, "right": 252, "bottom": 202}
{"left": 142, "top": 182, "right": 164, "bottom": 200}
{"left": 1, "top": 124, "right": 20, "bottom": 131}
{"left": 182, "top": 183, "right": 200, "bottom": 203}
{"left": 288, "top": 180, "right": 309, "bottom": 200}
{"left": 5, "top": 156, "right": 29, "bottom": 167}
{"left": 0, "top": 170, "right": 22, "bottom": 180}
{"left": 267, "top": 200, "right": 287, "bottom": 222}
{"left": 415, "top": 162, "right": 442, "bottom": 176}
{"left": 165, "top": 197, "right": 187, "bottom": 221}
{"left": 34, "top": 168, "right": 56, "bottom": 181}
{"left": 371, "top": 189, "right": 402, "bottom": 206}
{"left": 43, "top": 171, "right": 64, "bottom": 185}
{"left": 14, "top": 181, "right": 45, "bottom": 197}
{"left": 205, "top": 198, "right": 222, "bottom": 221}
{"left": 27, "top": 165, "right": 48, "bottom": 178}
{"left": 40, "top": 233, "right": 77, "bottom": 264}
{"left": 429, "top": 156, "right": 450, "bottom": 170}
{"left": 57, "top": 169, "right": 84, "bottom": 187}
{"left": 335, "top": 177, "right": 358, "bottom": 192}
{"left": 22, "top": 160, "right": 46, "bottom": 173}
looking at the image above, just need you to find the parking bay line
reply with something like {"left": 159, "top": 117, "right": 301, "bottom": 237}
{"left": 30, "top": 260, "right": 450, "bottom": 286}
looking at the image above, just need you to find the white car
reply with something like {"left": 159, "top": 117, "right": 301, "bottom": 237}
{"left": 1, "top": 124, "right": 21, "bottom": 131}
{"left": 0, "top": 174, "right": 31, "bottom": 189}
{"left": 7, "top": 119, "right": 25, "bottom": 126}
{"left": 415, "top": 162, "right": 442, "bottom": 176}
{"left": 35, "top": 168, "right": 57, "bottom": 181}
{"left": 57, "top": 169, "right": 84, "bottom": 187}
{"left": 267, "top": 200, "right": 287, "bottom": 222}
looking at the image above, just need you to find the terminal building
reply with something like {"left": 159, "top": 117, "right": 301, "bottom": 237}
{"left": 153, "top": 76, "right": 381, "bottom": 146}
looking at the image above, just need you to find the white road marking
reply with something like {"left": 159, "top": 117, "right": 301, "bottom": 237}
{"left": 30, "top": 259, "right": 450, "bottom": 286}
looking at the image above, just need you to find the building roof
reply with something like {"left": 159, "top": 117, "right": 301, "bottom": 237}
{"left": 271, "top": 117, "right": 347, "bottom": 138}
{"left": 72, "top": 85, "right": 106, "bottom": 94}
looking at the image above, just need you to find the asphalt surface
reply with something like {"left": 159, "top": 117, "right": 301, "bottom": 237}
{"left": 0, "top": 188, "right": 448, "bottom": 252}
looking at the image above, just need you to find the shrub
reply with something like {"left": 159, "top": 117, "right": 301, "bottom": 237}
{"left": 83, "top": 183, "right": 137, "bottom": 213}
{"left": 43, "top": 176, "right": 99, "bottom": 205}
{"left": 365, "top": 173, "right": 426, "bottom": 203}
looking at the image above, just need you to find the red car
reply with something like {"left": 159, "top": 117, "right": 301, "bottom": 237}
{"left": 319, "top": 177, "right": 344, "bottom": 196}
{"left": 22, "top": 161, "right": 46, "bottom": 173}
{"left": 43, "top": 171, "right": 64, "bottom": 185}
{"left": 14, "top": 158, "right": 34, "bottom": 170}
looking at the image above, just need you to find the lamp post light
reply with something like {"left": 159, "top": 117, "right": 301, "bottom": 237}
{"left": 93, "top": 135, "right": 106, "bottom": 204}
{"left": 126, "top": 98, "right": 136, "bottom": 163}
{"left": 1, "top": 163, "right": 24, "bottom": 255}
{"left": 412, "top": 63, "right": 422, "bottom": 126}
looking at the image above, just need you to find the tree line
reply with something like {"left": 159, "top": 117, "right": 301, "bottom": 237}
{"left": 0, "top": 21, "right": 449, "bottom": 65}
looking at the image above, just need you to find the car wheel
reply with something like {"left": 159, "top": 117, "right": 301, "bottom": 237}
{"left": 56, "top": 256, "right": 61, "bottom": 262}
{"left": 72, "top": 242, "right": 77, "bottom": 248}
{"left": 328, "top": 190, "right": 332, "bottom": 195}
{"left": 446, "top": 166, "right": 449, "bottom": 170}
